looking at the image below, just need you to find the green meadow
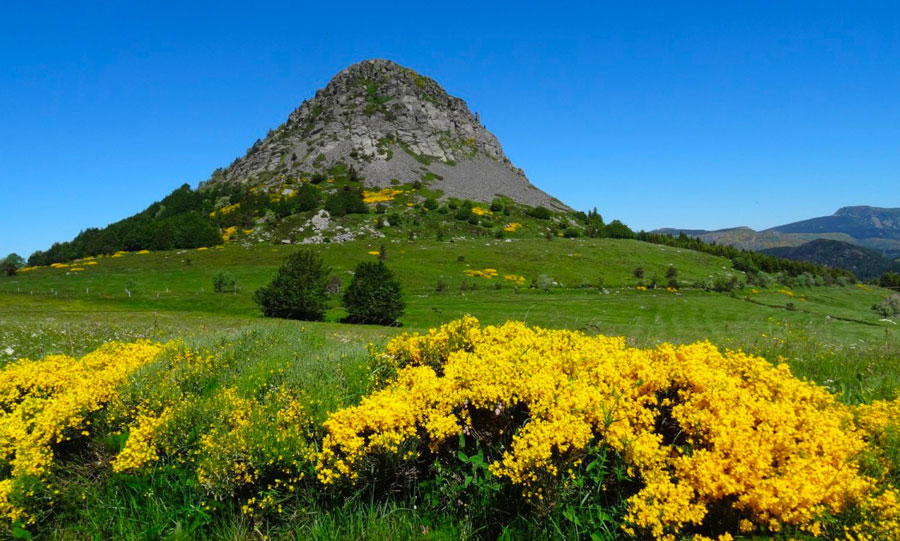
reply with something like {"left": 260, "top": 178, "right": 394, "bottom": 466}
{"left": 3, "top": 237, "right": 898, "bottom": 398}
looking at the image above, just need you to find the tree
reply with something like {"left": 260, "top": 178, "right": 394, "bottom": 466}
{"left": 605, "top": 220, "right": 635, "bottom": 239}
{"left": 341, "top": 261, "right": 405, "bottom": 325}
{"left": 254, "top": 250, "right": 331, "bottom": 321}
{"left": 666, "top": 266, "right": 679, "bottom": 288}
{"left": 3, "top": 254, "right": 24, "bottom": 276}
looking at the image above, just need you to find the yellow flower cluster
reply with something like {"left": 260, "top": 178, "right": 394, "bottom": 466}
{"left": 503, "top": 222, "right": 522, "bottom": 232}
{"left": 464, "top": 268, "right": 498, "bottom": 279}
{"left": 504, "top": 274, "right": 526, "bottom": 286}
{"left": 779, "top": 288, "right": 795, "bottom": 297}
{"left": 195, "top": 386, "right": 313, "bottom": 497}
{"left": 221, "top": 226, "right": 237, "bottom": 242}
{"left": 471, "top": 206, "right": 492, "bottom": 216}
{"left": 209, "top": 202, "right": 240, "bottom": 218}
{"left": 112, "top": 407, "right": 174, "bottom": 473}
{"left": 317, "top": 318, "right": 900, "bottom": 540}
{"left": 636, "top": 285, "right": 648, "bottom": 291}
{"left": 0, "top": 341, "right": 167, "bottom": 523}
{"left": 108, "top": 348, "right": 314, "bottom": 514}
{"left": 362, "top": 188, "right": 405, "bottom": 204}
{"left": 367, "top": 250, "right": 380, "bottom": 256}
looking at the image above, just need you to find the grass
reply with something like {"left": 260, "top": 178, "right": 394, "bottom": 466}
{"left": 1, "top": 237, "right": 899, "bottom": 538}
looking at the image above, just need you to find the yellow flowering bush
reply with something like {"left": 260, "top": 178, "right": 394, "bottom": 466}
{"left": 503, "top": 222, "right": 522, "bottom": 232}
{"left": 464, "top": 268, "right": 498, "bottom": 279}
{"left": 209, "top": 202, "right": 240, "bottom": 218}
{"left": 504, "top": 274, "right": 526, "bottom": 286}
{"left": 109, "top": 347, "right": 317, "bottom": 517}
{"left": 471, "top": 206, "right": 492, "bottom": 216}
{"left": 317, "top": 318, "right": 900, "bottom": 540}
{"left": 0, "top": 341, "right": 168, "bottom": 523}
{"left": 362, "top": 188, "right": 405, "bottom": 204}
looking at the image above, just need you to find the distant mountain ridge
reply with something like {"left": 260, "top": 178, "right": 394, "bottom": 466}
{"left": 656, "top": 206, "right": 900, "bottom": 277}
{"left": 656, "top": 206, "right": 900, "bottom": 258}
{"left": 770, "top": 206, "right": 900, "bottom": 240}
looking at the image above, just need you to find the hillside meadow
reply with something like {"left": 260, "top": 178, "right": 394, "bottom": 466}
{"left": 1, "top": 237, "right": 899, "bottom": 539}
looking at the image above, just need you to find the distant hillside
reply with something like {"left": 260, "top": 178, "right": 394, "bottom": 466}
{"left": 768, "top": 206, "right": 900, "bottom": 240}
{"left": 657, "top": 206, "right": 900, "bottom": 263}
{"left": 762, "top": 239, "right": 900, "bottom": 280}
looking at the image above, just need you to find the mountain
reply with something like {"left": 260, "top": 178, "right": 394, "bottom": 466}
{"left": 761, "top": 239, "right": 900, "bottom": 280}
{"left": 768, "top": 206, "right": 900, "bottom": 240}
{"left": 657, "top": 206, "right": 900, "bottom": 263}
{"left": 26, "top": 59, "right": 582, "bottom": 266}
{"left": 208, "top": 59, "right": 568, "bottom": 210}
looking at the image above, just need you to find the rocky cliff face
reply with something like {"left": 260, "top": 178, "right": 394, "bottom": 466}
{"left": 210, "top": 59, "right": 568, "bottom": 210}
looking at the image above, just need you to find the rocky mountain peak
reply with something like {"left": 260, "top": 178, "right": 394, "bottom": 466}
{"left": 210, "top": 59, "right": 567, "bottom": 210}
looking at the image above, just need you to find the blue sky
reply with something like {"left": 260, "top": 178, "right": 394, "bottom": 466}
{"left": 2, "top": 1, "right": 899, "bottom": 258}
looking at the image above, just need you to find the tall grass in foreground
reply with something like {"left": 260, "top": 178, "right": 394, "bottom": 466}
{"left": 0, "top": 318, "right": 895, "bottom": 539}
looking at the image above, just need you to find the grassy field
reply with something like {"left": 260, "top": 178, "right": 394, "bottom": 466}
{"left": 3, "top": 238, "right": 897, "bottom": 394}
{"left": 1, "top": 237, "right": 899, "bottom": 539}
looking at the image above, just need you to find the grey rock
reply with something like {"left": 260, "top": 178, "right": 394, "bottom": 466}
{"left": 208, "top": 59, "right": 568, "bottom": 210}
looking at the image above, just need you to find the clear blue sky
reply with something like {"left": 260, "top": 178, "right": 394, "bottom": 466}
{"left": 2, "top": 1, "right": 899, "bottom": 258}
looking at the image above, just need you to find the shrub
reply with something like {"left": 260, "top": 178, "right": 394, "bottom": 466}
{"left": 535, "top": 274, "right": 554, "bottom": 292}
{"left": 874, "top": 294, "right": 900, "bottom": 318}
{"left": 880, "top": 272, "right": 900, "bottom": 289}
{"left": 324, "top": 187, "right": 368, "bottom": 217}
{"left": 423, "top": 198, "right": 438, "bottom": 210}
{"left": 341, "top": 261, "right": 405, "bottom": 325}
{"left": 526, "top": 205, "right": 551, "bottom": 220}
{"left": 632, "top": 266, "right": 644, "bottom": 279}
{"left": 713, "top": 274, "right": 740, "bottom": 292}
{"left": 562, "top": 227, "right": 580, "bottom": 238}
{"left": 211, "top": 270, "right": 237, "bottom": 293}
{"left": 253, "top": 250, "right": 331, "bottom": 321}
{"left": 294, "top": 183, "right": 321, "bottom": 212}
{"left": 318, "top": 317, "right": 900, "bottom": 539}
